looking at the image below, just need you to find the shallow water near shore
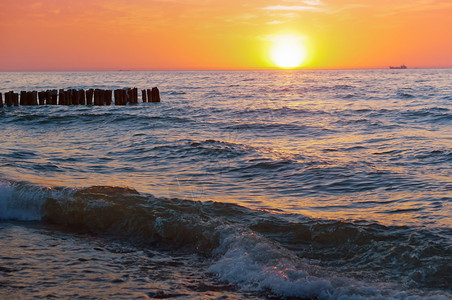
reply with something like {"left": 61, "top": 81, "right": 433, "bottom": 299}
{"left": 0, "top": 69, "right": 451, "bottom": 299}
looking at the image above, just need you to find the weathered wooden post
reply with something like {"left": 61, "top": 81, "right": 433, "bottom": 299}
{"left": 105, "top": 90, "right": 112, "bottom": 105}
{"left": 71, "top": 89, "right": 78, "bottom": 105}
{"left": 63, "top": 90, "right": 68, "bottom": 105}
{"left": 58, "top": 89, "right": 65, "bottom": 105}
{"left": 38, "top": 92, "right": 45, "bottom": 105}
{"left": 5, "top": 92, "right": 12, "bottom": 107}
{"left": 79, "top": 89, "right": 83, "bottom": 105}
{"left": 122, "top": 89, "right": 127, "bottom": 104}
{"left": 122, "top": 89, "right": 126, "bottom": 104}
{"left": 76, "top": 89, "right": 82, "bottom": 105}
{"left": 150, "top": 88, "right": 155, "bottom": 102}
{"left": 38, "top": 91, "right": 47, "bottom": 105}
{"left": 100, "top": 89, "right": 105, "bottom": 105}
{"left": 26, "top": 91, "right": 32, "bottom": 105}
{"left": 68, "top": 90, "right": 73, "bottom": 105}
{"left": 80, "top": 89, "right": 84, "bottom": 105}
{"left": 5, "top": 92, "right": 10, "bottom": 107}
{"left": 45, "top": 90, "right": 51, "bottom": 105}
{"left": 10, "top": 92, "right": 14, "bottom": 107}
{"left": 68, "top": 89, "right": 74, "bottom": 105}
{"left": 120, "top": 89, "right": 125, "bottom": 105}
{"left": 0, "top": 92, "right": 3, "bottom": 108}
{"left": 69, "top": 90, "right": 74, "bottom": 105}
{"left": 98, "top": 89, "right": 102, "bottom": 105}
{"left": 51, "top": 90, "right": 58, "bottom": 105}
{"left": 94, "top": 89, "right": 105, "bottom": 105}
{"left": 26, "top": 92, "right": 32, "bottom": 105}
{"left": 13, "top": 92, "right": 19, "bottom": 106}
{"left": 130, "top": 88, "right": 135, "bottom": 104}
{"left": 114, "top": 90, "right": 119, "bottom": 105}
{"left": 6, "top": 92, "right": 11, "bottom": 107}
{"left": 7, "top": 91, "right": 17, "bottom": 107}
{"left": 117, "top": 89, "right": 124, "bottom": 105}
{"left": 74, "top": 89, "right": 80, "bottom": 105}
{"left": 65, "top": 90, "right": 71, "bottom": 105}
{"left": 78, "top": 89, "right": 86, "bottom": 105}
{"left": 73, "top": 89, "right": 78, "bottom": 105}
{"left": 70, "top": 89, "right": 75, "bottom": 105}
{"left": 86, "top": 89, "right": 93, "bottom": 105}
{"left": 64, "top": 90, "right": 69, "bottom": 105}
{"left": 45, "top": 90, "right": 50, "bottom": 105}
{"left": 101, "top": 89, "right": 105, "bottom": 105}
{"left": 20, "top": 91, "right": 27, "bottom": 105}
{"left": 132, "top": 88, "right": 137, "bottom": 104}
{"left": 25, "top": 91, "right": 30, "bottom": 105}
{"left": 151, "top": 87, "right": 160, "bottom": 102}
{"left": 31, "top": 91, "right": 38, "bottom": 105}
{"left": 116, "top": 89, "right": 122, "bottom": 105}
{"left": 117, "top": 89, "right": 123, "bottom": 105}
{"left": 146, "top": 89, "right": 151, "bottom": 103}
{"left": 142, "top": 89, "right": 147, "bottom": 102}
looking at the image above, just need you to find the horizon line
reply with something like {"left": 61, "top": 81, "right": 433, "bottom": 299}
{"left": 1, "top": 67, "right": 452, "bottom": 72}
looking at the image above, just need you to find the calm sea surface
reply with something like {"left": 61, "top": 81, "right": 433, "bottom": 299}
{"left": 0, "top": 70, "right": 451, "bottom": 299}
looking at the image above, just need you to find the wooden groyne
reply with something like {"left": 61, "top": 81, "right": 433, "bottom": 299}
{"left": 0, "top": 87, "right": 160, "bottom": 107}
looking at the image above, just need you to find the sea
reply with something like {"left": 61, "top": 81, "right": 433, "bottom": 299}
{"left": 0, "top": 69, "right": 451, "bottom": 299}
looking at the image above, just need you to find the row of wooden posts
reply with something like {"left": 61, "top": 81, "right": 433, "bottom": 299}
{"left": 0, "top": 87, "right": 160, "bottom": 107}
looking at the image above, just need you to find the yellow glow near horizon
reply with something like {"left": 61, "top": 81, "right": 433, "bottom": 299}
{"left": 269, "top": 35, "right": 308, "bottom": 69}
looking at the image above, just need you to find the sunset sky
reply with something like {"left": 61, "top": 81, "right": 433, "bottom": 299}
{"left": 1, "top": 0, "right": 451, "bottom": 71}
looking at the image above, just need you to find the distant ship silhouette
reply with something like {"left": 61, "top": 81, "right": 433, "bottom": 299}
{"left": 389, "top": 65, "right": 407, "bottom": 69}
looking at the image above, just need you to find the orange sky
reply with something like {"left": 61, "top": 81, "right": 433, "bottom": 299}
{"left": 0, "top": 0, "right": 451, "bottom": 70}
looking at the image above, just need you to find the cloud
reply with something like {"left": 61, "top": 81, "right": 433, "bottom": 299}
{"left": 267, "top": 20, "right": 285, "bottom": 25}
{"left": 281, "top": 0, "right": 323, "bottom": 4}
{"left": 302, "top": 0, "right": 323, "bottom": 6}
{"left": 262, "top": 5, "right": 321, "bottom": 11}
{"left": 262, "top": 0, "right": 324, "bottom": 12}
{"left": 375, "top": 0, "right": 452, "bottom": 17}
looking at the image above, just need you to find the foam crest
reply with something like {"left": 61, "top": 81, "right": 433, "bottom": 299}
{"left": 0, "top": 180, "right": 73, "bottom": 221}
{"left": 209, "top": 225, "right": 331, "bottom": 298}
{"left": 208, "top": 224, "right": 450, "bottom": 299}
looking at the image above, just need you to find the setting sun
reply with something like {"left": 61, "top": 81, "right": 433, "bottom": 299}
{"left": 269, "top": 35, "right": 308, "bottom": 69}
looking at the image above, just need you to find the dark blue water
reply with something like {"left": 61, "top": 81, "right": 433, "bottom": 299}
{"left": 0, "top": 70, "right": 451, "bottom": 299}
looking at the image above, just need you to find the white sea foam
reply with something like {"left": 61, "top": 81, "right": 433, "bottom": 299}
{"left": 208, "top": 224, "right": 450, "bottom": 300}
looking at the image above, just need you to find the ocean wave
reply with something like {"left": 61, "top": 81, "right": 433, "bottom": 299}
{"left": 225, "top": 122, "right": 331, "bottom": 136}
{"left": 1, "top": 181, "right": 450, "bottom": 298}
{"left": 397, "top": 92, "right": 415, "bottom": 98}
{"left": 234, "top": 107, "right": 328, "bottom": 117}
{"left": 165, "top": 90, "right": 187, "bottom": 95}
{"left": 413, "top": 149, "right": 452, "bottom": 164}
{"left": 3, "top": 109, "right": 194, "bottom": 127}
{"left": 0, "top": 180, "right": 73, "bottom": 221}
{"left": 117, "top": 139, "right": 252, "bottom": 161}
{"left": 400, "top": 109, "right": 452, "bottom": 123}
{"left": 333, "top": 84, "right": 355, "bottom": 90}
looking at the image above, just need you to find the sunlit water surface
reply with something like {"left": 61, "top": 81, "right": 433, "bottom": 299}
{"left": 0, "top": 70, "right": 451, "bottom": 299}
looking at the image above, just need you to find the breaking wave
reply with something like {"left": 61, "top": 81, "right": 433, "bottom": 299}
{"left": 1, "top": 180, "right": 450, "bottom": 299}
